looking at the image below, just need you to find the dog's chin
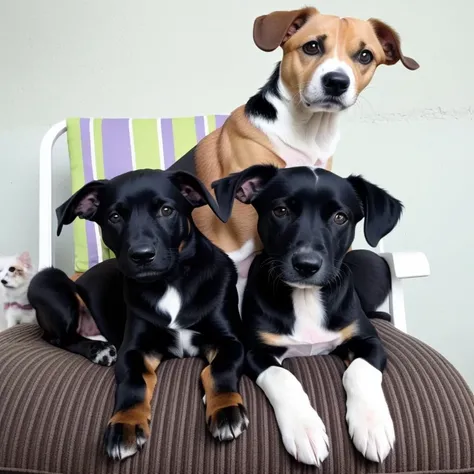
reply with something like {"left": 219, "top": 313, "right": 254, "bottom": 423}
{"left": 282, "top": 274, "right": 329, "bottom": 290}
{"left": 302, "top": 94, "right": 355, "bottom": 113}
{"left": 132, "top": 271, "right": 166, "bottom": 283}
{"left": 120, "top": 264, "right": 173, "bottom": 283}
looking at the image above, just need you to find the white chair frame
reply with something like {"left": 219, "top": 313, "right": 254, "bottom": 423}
{"left": 38, "top": 121, "right": 430, "bottom": 334}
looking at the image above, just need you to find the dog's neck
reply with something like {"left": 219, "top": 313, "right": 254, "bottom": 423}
{"left": 3, "top": 285, "right": 31, "bottom": 307}
{"left": 246, "top": 63, "right": 341, "bottom": 168}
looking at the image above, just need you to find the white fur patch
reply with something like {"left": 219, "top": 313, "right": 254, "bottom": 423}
{"left": 305, "top": 58, "right": 357, "bottom": 111}
{"left": 257, "top": 366, "right": 329, "bottom": 466}
{"left": 227, "top": 239, "right": 257, "bottom": 313}
{"left": 156, "top": 285, "right": 182, "bottom": 328}
{"left": 278, "top": 287, "right": 344, "bottom": 360}
{"left": 91, "top": 345, "right": 117, "bottom": 367}
{"left": 343, "top": 358, "right": 395, "bottom": 462}
{"left": 251, "top": 81, "right": 340, "bottom": 169}
{"left": 169, "top": 329, "right": 199, "bottom": 358}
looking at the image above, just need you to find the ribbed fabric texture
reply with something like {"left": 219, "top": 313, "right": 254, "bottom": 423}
{"left": 0, "top": 321, "right": 472, "bottom": 474}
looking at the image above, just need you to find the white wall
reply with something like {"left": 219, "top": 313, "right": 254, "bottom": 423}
{"left": 1, "top": 0, "right": 473, "bottom": 387}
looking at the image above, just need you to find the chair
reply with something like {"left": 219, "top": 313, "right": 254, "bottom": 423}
{"left": 0, "top": 117, "right": 472, "bottom": 474}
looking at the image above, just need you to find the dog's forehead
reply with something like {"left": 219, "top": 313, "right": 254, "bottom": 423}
{"left": 266, "top": 167, "right": 354, "bottom": 202}
{"left": 287, "top": 14, "right": 381, "bottom": 55}
{"left": 106, "top": 170, "right": 182, "bottom": 204}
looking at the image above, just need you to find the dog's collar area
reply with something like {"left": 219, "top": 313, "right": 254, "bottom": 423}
{"left": 4, "top": 302, "right": 34, "bottom": 311}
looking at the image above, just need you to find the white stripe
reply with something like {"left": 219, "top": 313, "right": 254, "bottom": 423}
{"left": 157, "top": 119, "right": 165, "bottom": 171}
{"left": 89, "top": 119, "right": 103, "bottom": 263}
{"left": 128, "top": 119, "right": 137, "bottom": 171}
{"left": 203, "top": 116, "right": 209, "bottom": 136}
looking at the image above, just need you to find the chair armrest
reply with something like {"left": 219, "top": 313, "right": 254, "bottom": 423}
{"left": 379, "top": 251, "right": 430, "bottom": 279}
{"left": 378, "top": 251, "right": 430, "bottom": 333}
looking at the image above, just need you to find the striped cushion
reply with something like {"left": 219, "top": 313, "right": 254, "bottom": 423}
{"left": 66, "top": 116, "right": 229, "bottom": 273}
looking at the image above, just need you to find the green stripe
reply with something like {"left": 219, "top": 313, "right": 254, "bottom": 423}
{"left": 171, "top": 117, "right": 198, "bottom": 163}
{"left": 93, "top": 119, "right": 105, "bottom": 179}
{"left": 207, "top": 115, "right": 217, "bottom": 133}
{"left": 132, "top": 119, "right": 162, "bottom": 170}
{"left": 66, "top": 118, "right": 90, "bottom": 272}
{"left": 89, "top": 119, "right": 109, "bottom": 261}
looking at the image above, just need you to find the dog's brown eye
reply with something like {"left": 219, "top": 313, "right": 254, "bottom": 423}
{"left": 358, "top": 49, "right": 374, "bottom": 65}
{"left": 160, "top": 206, "right": 174, "bottom": 217}
{"left": 302, "top": 41, "right": 321, "bottom": 56}
{"left": 334, "top": 212, "right": 348, "bottom": 225}
{"left": 109, "top": 212, "right": 121, "bottom": 223}
{"left": 8, "top": 266, "right": 15, "bottom": 273}
{"left": 273, "top": 206, "right": 289, "bottom": 218}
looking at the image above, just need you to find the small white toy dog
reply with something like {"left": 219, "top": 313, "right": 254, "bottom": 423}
{"left": 0, "top": 252, "right": 36, "bottom": 329}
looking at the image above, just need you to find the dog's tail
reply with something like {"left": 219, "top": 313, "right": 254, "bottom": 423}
{"left": 343, "top": 250, "right": 392, "bottom": 322}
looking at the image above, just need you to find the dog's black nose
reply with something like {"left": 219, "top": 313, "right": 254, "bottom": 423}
{"left": 128, "top": 246, "right": 156, "bottom": 264}
{"left": 292, "top": 253, "right": 322, "bottom": 277}
{"left": 0, "top": 279, "right": 6, "bottom": 286}
{"left": 322, "top": 71, "right": 350, "bottom": 96}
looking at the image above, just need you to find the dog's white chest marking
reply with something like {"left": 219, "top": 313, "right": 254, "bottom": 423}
{"left": 250, "top": 80, "right": 340, "bottom": 169}
{"left": 228, "top": 239, "right": 257, "bottom": 314}
{"left": 156, "top": 286, "right": 199, "bottom": 358}
{"left": 156, "top": 285, "right": 182, "bottom": 328}
{"left": 280, "top": 288, "right": 343, "bottom": 359}
{"left": 169, "top": 328, "right": 200, "bottom": 358}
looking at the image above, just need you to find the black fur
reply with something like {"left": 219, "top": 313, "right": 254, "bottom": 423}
{"left": 28, "top": 169, "right": 247, "bottom": 461}
{"left": 244, "top": 62, "right": 281, "bottom": 121}
{"left": 212, "top": 164, "right": 403, "bottom": 378}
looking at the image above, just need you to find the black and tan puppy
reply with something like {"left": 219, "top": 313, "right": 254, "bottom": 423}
{"left": 28, "top": 169, "right": 248, "bottom": 461}
{"left": 212, "top": 165, "right": 402, "bottom": 466}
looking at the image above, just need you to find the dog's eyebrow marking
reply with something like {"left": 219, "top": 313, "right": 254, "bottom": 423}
{"left": 359, "top": 41, "right": 366, "bottom": 50}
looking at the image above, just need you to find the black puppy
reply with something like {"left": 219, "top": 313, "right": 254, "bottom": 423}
{"left": 28, "top": 169, "right": 248, "bottom": 461}
{"left": 212, "top": 165, "right": 402, "bottom": 466}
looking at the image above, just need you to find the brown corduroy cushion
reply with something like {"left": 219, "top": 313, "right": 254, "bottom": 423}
{"left": 0, "top": 321, "right": 473, "bottom": 474}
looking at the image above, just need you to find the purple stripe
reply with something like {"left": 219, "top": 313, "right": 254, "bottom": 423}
{"left": 194, "top": 116, "right": 206, "bottom": 142}
{"left": 79, "top": 118, "right": 98, "bottom": 267}
{"left": 161, "top": 118, "right": 175, "bottom": 170}
{"left": 101, "top": 119, "right": 133, "bottom": 178}
{"left": 215, "top": 114, "right": 229, "bottom": 129}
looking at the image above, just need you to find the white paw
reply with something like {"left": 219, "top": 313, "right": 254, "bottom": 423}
{"left": 343, "top": 359, "right": 395, "bottom": 463}
{"left": 275, "top": 403, "right": 329, "bottom": 466}
{"left": 91, "top": 343, "right": 117, "bottom": 367}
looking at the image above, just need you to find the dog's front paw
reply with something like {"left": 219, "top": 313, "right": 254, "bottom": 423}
{"left": 208, "top": 404, "right": 249, "bottom": 441}
{"left": 343, "top": 359, "right": 395, "bottom": 462}
{"left": 90, "top": 342, "right": 117, "bottom": 366}
{"left": 104, "top": 421, "right": 149, "bottom": 461}
{"left": 275, "top": 403, "right": 329, "bottom": 466}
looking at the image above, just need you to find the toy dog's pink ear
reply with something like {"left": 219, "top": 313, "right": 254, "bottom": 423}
{"left": 18, "top": 251, "right": 32, "bottom": 269}
{"left": 253, "top": 7, "right": 318, "bottom": 52}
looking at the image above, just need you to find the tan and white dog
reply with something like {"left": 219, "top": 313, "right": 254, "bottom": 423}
{"left": 173, "top": 6, "right": 419, "bottom": 287}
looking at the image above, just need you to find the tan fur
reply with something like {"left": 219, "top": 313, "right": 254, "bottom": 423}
{"left": 259, "top": 321, "right": 358, "bottom": 347}
{"left": 201, "top": 365, "right": 243, "bottom": 421}
{"left": 109, "top": 355, "right": 161, "bottom": 436}
{"left": 190, "top": 10, "right": 417, "bottom": 255}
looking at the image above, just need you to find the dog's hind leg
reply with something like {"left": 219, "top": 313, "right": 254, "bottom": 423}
{"left": 28, "top": 268, "right": 117, "bottom": 366}
{"left": 344, "top": 249, "right": 392, "bottom": 319}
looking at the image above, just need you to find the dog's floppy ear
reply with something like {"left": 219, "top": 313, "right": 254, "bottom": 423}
{"left": 167, "top": 171, "right": 226, "bottom": 222}
{"left": 56, "top": 180, "right": 108, "bottom": 236}
{"left": 369, "top": 19, "right": 419, "bottom": 70}
{"left": 253, "top": 7, "right": 317, "bottom": 52}
{"left": 211, "top": 165, "right": 278, "bottom": 222}
{"left": 347, "top": 175, "right": 403, "bottom": 248}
